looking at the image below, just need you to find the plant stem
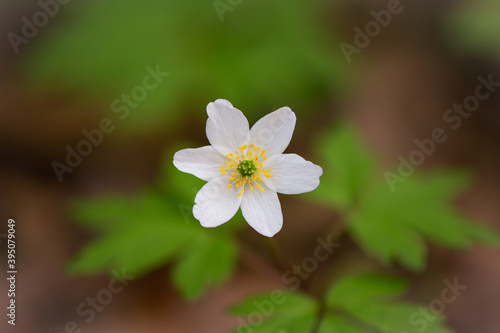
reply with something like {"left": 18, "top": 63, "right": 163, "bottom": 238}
{"left": 239, "top": 242, "right": 284, "bottom": 284}
{"left": 302, "top": 212, "right": 347, "bottom": 292}
{"left": 263, "top": 237, "right": 291, "bottom": 273}
{"left": 310, "top": 298, "right": 327, "bottom": 333}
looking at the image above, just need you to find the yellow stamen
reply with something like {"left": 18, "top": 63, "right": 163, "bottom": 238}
{"left": 221, "top": 142, "right": 272, "bottom": 197}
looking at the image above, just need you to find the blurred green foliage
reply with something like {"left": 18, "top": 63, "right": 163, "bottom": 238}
{"left": 312, "top": 123, "right": 375, "bottom": 210}
{"left": 228, "top": 274, "right": 453, "bottom": 333}
{"left": 66, "top": 118, "right": 500, "bottom": 333}
{"left": 69, "top": 157, "right": 242, "bottom": 301}
{"left": 349, "top": 171, "right": 499, "bottom": 272}
{"left": 24, "top": 0, "right": 345, "bottom": 131}
{"left": 313, "top": 123, "right": 500, "bottom": 272}
{"left": 447, "top": 0, "right": 500, "bottom": 55}
{"left": 320, "top": 274, "right": 452, "bottom": 333}
{"left": 229, "top": 291, "right": 318, "bottom": 333}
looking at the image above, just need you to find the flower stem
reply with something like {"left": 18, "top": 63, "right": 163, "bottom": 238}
{"left": 263, "top": 237, "right": 291, "bottom": 273}
{"left": 310, "top": 298, "right": 327, "bottom": 333}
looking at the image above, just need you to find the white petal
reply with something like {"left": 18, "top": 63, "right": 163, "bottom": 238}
{"left": 212, "top": 99, "right": 233, "bottom": 108}
{"left": 249, "top": 107, "right": 296, "bottom": 157}
{"left": 241, "top": 185, "right": 283, "bottom": 237}
{"left": 206, "top": 99, "right": 250, "bottom": 155}
{"left": 173, "top": 146, "right": 226, "bottom": 181}
{"left": 193, "top": 176, "right": 242, "bottom": 228}
{"left": 264, "top": 154, "right": 323, "bottom": 195}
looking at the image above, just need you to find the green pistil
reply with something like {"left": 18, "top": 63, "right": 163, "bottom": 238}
{"left": 237, "top": 160, "right": 257, "bottom": 178}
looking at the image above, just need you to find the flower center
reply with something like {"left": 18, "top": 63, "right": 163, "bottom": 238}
{"left": 219, "top": 144, "right": 272, "bottom": 197}
{"left": 237, "top": 160, "right": 257, "bottom": 178}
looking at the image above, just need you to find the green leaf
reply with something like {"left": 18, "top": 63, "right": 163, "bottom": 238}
{"left": 68, "top": 191, "right": 196, "bottom": 276}
{"left": 68, "top": 148, "right": 244, "bottom": 300}
{"left": 312, "top": 123, "right": 375, "bottom": 210}
{"left": 349, "top": 171, "right": 500, "bottom": 271}
{"left": 172, "top": 234, "right": 237, "bottom": 301}
{"left": 228, "top": 291, "right": 318, "bottom": 333}
{"left": 324, "top": 274, "right": 454, "bottom": 333}
{"left": 462, "top": 222, "right": 500, "bottom": 245}
{"left": 326, "top": 274, "right": 407, "bottom": 308}
{"left": 68, "top": 187, "right": 239, "bottom": 300}
{"left": 318, "top": 315, "right": 365, "bottom": 333}
{"left": 70, "top": 193, "right": 168, "bottom": 233}
{"left": 314, "top": 123, "right": 499, "bottom": 271}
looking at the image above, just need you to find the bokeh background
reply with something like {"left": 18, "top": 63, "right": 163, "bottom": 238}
{"left": 1, "top": 0, "right": 500, "bottom": 332}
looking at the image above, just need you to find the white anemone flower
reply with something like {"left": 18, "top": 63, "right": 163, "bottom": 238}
{"left": 173, "top": 99, "right": 323, "bottom": 237}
